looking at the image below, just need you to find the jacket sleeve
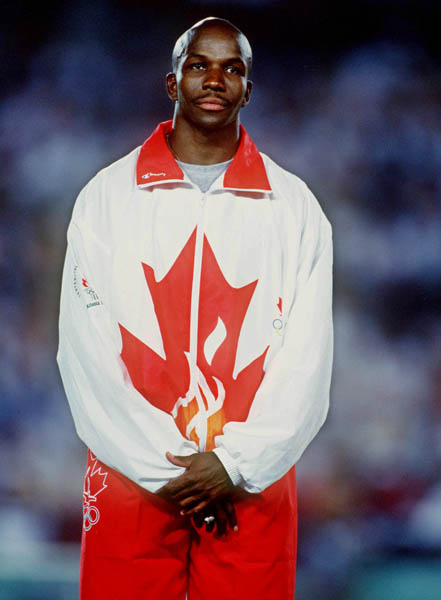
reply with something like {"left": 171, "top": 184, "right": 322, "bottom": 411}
{"left": 57, "top": 191, "right": 198, "bottom": 493}
{"left": 213, "top": 188, "right": 333, "bottom": 493}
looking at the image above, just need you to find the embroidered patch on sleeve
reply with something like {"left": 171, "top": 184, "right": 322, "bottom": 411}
{"left": 73, "top": 265, "right": 103, "bottom": 309}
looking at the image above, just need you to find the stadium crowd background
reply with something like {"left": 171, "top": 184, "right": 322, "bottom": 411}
{"left": 0, "top": 1, "right": 440, "bottom": 598}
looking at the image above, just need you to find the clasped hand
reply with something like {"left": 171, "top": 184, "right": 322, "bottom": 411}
{"left": 157, "top": 451, "right": 238, "bottom": 536}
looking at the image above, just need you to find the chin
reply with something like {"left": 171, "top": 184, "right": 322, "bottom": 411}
{"left": 191, "top": 111, "right": 236, "bottom": 131}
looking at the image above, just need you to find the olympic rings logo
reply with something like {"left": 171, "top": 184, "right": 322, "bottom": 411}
{"left": 272, "top": 318, "right": 283, "bottom": 336}
{"left": 83, "top": 503, "right": 100, "bottom": 531}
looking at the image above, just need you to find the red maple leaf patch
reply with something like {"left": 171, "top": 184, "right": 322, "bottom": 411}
{"left": 119, "top": 229, "right": 268, "bottom": 451}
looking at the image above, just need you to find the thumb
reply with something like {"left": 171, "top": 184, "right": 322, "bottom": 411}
{"left": 166, "top": 451, "right": 194, "bottom": 468}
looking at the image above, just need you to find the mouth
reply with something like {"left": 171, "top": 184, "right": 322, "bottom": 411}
{"left": 195, "top": 97, "right": 229, "bottom": 112}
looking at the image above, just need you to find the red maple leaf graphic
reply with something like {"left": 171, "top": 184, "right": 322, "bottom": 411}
{"left": 277, "top": 297, "right": 283, "bottom": 315}
{"left": 119, "top": 229, "right": 268, "bottom": 451}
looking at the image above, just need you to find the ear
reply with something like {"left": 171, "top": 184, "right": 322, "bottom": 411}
{"left": 241, "top": 80, "right": 253, "bottom": 107}
{"left": 166, "top": 72, "right": 178, "bottom": 102}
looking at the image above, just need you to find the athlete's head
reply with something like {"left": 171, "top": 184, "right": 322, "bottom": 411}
{"left": 167, "top": 18, "right": 253, "bottom": 131}
{"left": 171, "top": 17, "right": 252, "bottom": 76}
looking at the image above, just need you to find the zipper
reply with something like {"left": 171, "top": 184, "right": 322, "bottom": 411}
{"left": 189, "top": 192, "right": 208, "bottom": 450}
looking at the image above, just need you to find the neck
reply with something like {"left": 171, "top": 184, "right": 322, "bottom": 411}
{"left": 167, "top": 113, "right": 241, "bottom": 165}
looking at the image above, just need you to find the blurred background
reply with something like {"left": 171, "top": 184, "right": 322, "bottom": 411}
{"left": 0, "top": 0, "right": 440, "bottom": 598}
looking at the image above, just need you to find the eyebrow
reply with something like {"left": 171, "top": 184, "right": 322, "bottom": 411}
{"left": 185, "top": 53, "right": 246, "bottom": 65}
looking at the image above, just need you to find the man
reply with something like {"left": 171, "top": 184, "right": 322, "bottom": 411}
{"left": 57, "top": 16, "right": 333, "bottom": 600}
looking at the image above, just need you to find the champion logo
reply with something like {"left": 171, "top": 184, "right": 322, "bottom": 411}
{"left": 142, "top": 172, "right": 166, "bottom": 179}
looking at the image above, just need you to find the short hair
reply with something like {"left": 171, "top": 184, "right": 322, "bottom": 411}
{"left": 171, "top": 17, "right": 252, "bottom": 74}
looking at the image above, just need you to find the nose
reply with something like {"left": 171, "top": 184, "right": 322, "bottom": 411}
{"left": 202, "top": 66, "right": 226, "bottom": 91}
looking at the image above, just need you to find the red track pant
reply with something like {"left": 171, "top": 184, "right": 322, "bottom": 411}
{"left": 80, "top": 451, "right": 297, "bottom": 600}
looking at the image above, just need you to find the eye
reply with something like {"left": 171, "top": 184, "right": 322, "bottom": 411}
{"left": 225, "top": 65, "right": 244, "bottom": 75}
{"left": 190, "top": 62, "right": 205, "bottom": 70}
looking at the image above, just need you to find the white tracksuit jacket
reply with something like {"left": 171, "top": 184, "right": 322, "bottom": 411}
{"left": 57, "top": 120, "right": 333, "bottom": 494}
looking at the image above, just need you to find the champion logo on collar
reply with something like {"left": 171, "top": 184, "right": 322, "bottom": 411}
{"left": 142, "top": 172, "right": 166, "bottom": 179}
{"left": 136, "top": 120, "right": 272, "bottom": 193}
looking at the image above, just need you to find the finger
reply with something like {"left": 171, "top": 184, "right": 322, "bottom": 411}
{"left": 174, "top": 485, "right": 204, "bottom": 502}
{"left": 224, "top": 500, "right": 238, "bottom": 531}
{"left": 206, "top": 520, "right": 215, "bottom": 533}
{"left": 161, "top": 477, "right": 199, "bottom": 500}
{"left": 193, "top": 513, "right": 204, "bottom": 528}
{"left": 179, "top": 495, "right": 201, "bottom": 511}
{"left": 165, "top": 452, "right": 194, "bottom": 468}
{"left": 205, "top": 513, "right": 216, "bottom": 533}
{"left": 214, "top": 506, "right": 228, "bottom": 537}
{"left": 184, "top": 498, "right": 210, "bottom": 516}
{"left": 158, "top": 484, "right": 182, "bottom": 502}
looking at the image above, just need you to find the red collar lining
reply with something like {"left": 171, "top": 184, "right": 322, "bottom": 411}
{"left": 136, "top": 120, "right": 272, "bottom": 192}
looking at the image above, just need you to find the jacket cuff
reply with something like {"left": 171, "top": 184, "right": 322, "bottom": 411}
{"left": 212, "top": 447, "right": 242, "bottom": 486}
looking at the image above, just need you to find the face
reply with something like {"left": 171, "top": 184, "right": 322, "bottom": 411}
{"left": 167, "top": 25, "right": 252, "bottom": 131}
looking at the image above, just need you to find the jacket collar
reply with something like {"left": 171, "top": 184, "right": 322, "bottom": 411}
{"left": 136, "top": 120, "right": 272, "bottom": 193}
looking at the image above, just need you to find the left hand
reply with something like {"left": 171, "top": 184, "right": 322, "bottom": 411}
{"left": 158, "top": 451, "right": 234, "bottom": 516}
